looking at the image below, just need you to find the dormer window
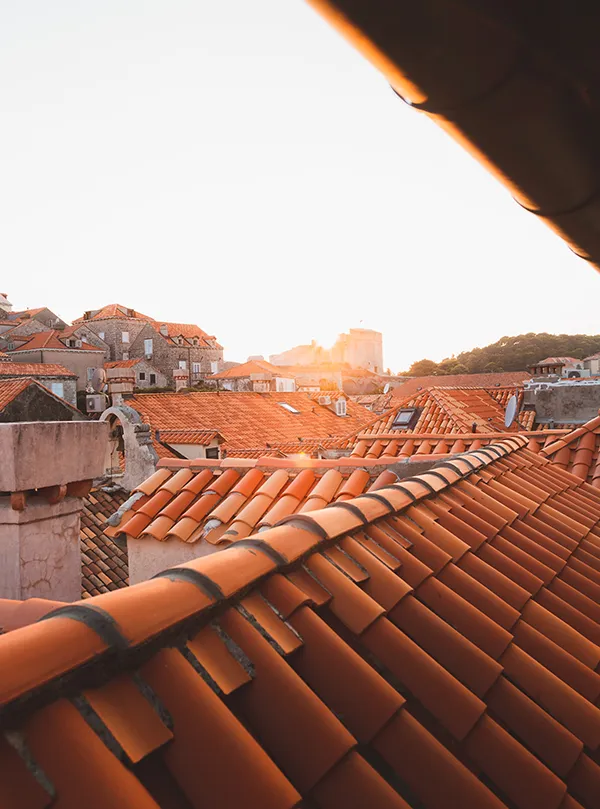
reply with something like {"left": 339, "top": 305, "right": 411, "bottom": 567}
{"left": 159, "top": 324, "right": 168, "bottom": 337}
{"left": 335, "top": 398, "right": 347, "bottom": 417}
{"left": 392, "top": 408, "right": 419, "bottom": 430}
{"left": 68, "top": 339, "right": 77, "bottom": 347}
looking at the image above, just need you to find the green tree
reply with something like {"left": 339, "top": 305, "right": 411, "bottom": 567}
{"left": 408, "top": 359, "right": 440, "bottom": 376}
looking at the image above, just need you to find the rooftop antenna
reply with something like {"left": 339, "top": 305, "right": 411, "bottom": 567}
{"left": 504, "top": 393, "right": 518, "bottom": 428}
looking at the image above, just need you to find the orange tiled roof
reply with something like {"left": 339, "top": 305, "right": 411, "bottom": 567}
{"left": 157, "top": 429, "right": 222, "bottom": 446}
{"left": 8, "top": 330, "right": 103, "bottom": 352}
{"left": 541, "top": 413, "right": 600, "bottom": 487}
{"left": 107, "top": 457, "right": 404, "bottom": 545}
{"left": 0, "top": 377, "right": 34, "bottom": 410}
{"left": 0, "top": 377, "right": 83, "bottom": 415}
{"left": 104, "top": 359, "right": 144, "bottom": 369}
{"left": 73, "top": 303, "right": 155, "bottom": 322}
{"left": 81, "top": 487, "right": 129, "bottom": 598}
{"left": 393, "top": 371, "right": 529, "bottom": 398}
{"left": 351, "top": 429, "right": 570, "bottom": 460}
{"left": 4, "top": 436, "right": 600, "bottom": 808}
{"left": 10, "top": 306, "right": 50, "bottom": 319}
{"left": 358, "top": 386, "right": 526, "bottom": 437}
{"left": 127, "top": 391, "right": 372, "bottom": 453}
{"left": 149, "top": 321, "right": 220, "bottom": 348}
{"left": 536, "top": 356, "right": 582, "bottom": 365}
{"left": 210, "top": 359, "right": 281, "bottom": 379}
{"left": 0, "top": 361, "right": 76, "bottom": 378}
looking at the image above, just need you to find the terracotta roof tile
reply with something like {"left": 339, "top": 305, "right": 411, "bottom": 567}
{"left": 8, "top": 330, "right": 103, "bottom": 352}
{"left": 80, "top": 487, "right": 129, "bottom": 597}
{"left": 127, "top": 390, "right": 372, "bottom": 456}
{"left": 541, "top": 413, "right": 600, "bottom": 487}
{"left": 4, "top": 435, "right": 600, "bottom": 808}
{"left": 0, "top": 377, "right": 36, "bottom": 410}
{"left": 393, "top": 372, "right": 530, "bottom": 399}
{"left": 0, "top": 361, "right": 76, "bottom": 378}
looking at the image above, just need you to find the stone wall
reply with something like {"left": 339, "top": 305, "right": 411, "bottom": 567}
{"left": 525, "top": 383, "right": 600, "bottom": 424}
{"left": 81, "top": 317, "right": 149, "bottom": 361}
{"left": 0, "top": 318, "right": 46, "bottom": 348}
{"left": 129, "top": 322, "right": 223, "bottom": 382}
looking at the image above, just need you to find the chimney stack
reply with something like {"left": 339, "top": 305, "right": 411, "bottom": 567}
{"left": 174, "top": 368, "right": 190, "bottom": 392}
{"left": 107, "top": 366, "right": 135, "bottom": 405}
{"left": 0, "top": 422, "right": 108, "bottom": 602}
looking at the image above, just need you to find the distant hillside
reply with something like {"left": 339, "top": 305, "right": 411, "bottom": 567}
{"left": 403, "top": 333, "right": 600, "bottom": 376}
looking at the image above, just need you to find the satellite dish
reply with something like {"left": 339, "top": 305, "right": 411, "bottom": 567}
{"left": 91, "top": 367, "right": 107, "bottom": 393}
{"left": 383, "top": 382, "right": 391, "bottom": 394}
{"left": 504, "top": 394, "right": 518, "bottom": 428}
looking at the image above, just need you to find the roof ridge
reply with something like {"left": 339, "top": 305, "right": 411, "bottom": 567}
{"left": 0, "top": 434, "right": 527, "bottom": 719}
{"left": 540, "top": 411, "right": 600, "bottom": 457}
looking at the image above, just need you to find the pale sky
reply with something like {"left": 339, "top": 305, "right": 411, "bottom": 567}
{"left": 2, "top": 1, "right": 599, "bottom": 372}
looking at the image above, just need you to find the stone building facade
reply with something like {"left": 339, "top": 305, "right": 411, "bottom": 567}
{"left": 75, "top": 304, "right": 223, "bottom": 384}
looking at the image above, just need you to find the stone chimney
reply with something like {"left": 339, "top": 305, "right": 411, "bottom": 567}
{"left": 174, "top": 368, "right": 190, "bottom": 392}
{"left": 107, "top": 366, "right": 135, "bottom": 405}
{"left": 0, "top": 421, "right": 108, "bottom": 602}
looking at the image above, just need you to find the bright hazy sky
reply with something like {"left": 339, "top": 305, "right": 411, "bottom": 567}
{"left": 2, "top": 1, "right": 599, "bottom": 372}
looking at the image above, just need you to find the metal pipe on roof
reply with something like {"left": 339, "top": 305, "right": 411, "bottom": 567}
{"left": 305, "top": 0, "right": 600, "bottom": 268}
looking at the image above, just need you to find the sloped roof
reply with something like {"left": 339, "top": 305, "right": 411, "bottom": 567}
{"left": 149, "top": 321, "right": 218, "bottom": 346}
{"left": 73, "top": 303, "right": 155, "bottom": 322}
{"left": 210, "top": 359, "right": 282, "bottom": 379}
{"left": 80, "top": 487, "right": 129, "bottom": 597}
{"left": 157, "top": 429, "right": 222, "bottom": 446}
{"left": 106, "top": 458, "right": 403, "bottom": 545}
{"left": 0, "top": 361, "right": 76, "bottom": 379}
{"left": 0, "top": 377, "right": 34, "bottom": 410}
{"left": 126, "top": 391, "right": 372, "bottom": 453}
{"left": 393, "top": 372, "right": 529, "bottom": 398}
{"left": 104, "top": 359, "right": 144, "bottom": 369}
{"left": 541, "top": 414, "right": 600, "bottom": 487}
{"left": 0, "top": 377, "right": 83, "bottom": 417}
{"left": 351, "top": 430, "right": 569, "bottom": 461}
{"left": 358, "top": 386, "right": 525, "bottom": 437}
{"left": 8, "top": 330, "right": 102, "bottom": 352}
{"left": 536, "top": 357, "right": 582, "bottom": 366}
{"left": 3, "top": 436, "right": 600, "bottom": 808}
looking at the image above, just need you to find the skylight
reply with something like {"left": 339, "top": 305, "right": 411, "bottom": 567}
{"left": 278, "top": 402, "right": 300, "bottom": 414}
{"left": 392, "top": 408, "right": 418, "bottom": 429}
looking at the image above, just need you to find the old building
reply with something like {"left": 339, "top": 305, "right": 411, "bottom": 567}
{"left": 271, "top": 328, "right": 384, "bottom": 372}
{"left": 74, "top": 303, "right": 223, "bottom": 382}
{"left": 0, "top": 361, "right": 78, "bottom": 405}
{"left": 529, "top": 356, "right": 585, "bottom": 378}
{"left": 0, "top": 378, "right": 86, "bottom": 422}
{"left": 6, "top": 329, "right": 105, "bottom": 392}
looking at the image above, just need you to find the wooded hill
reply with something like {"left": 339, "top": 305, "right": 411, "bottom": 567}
{"left": 404, "top": 333, "right": 600, "bottom": 376}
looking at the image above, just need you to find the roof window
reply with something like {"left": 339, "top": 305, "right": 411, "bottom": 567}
{"left": 392, "top": 408, "right": 419, "bottom": 430}
{"left": 278, "top": 402, "right": 300, "bottom": 414}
